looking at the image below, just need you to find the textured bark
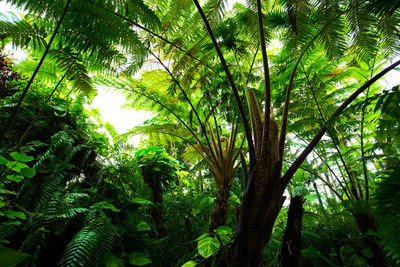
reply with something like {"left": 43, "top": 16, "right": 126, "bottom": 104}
{"left": 144, "top": 176, "right": 165, "bottom": 237}
{"left": 279, "top": 195, "right": 304, "bottom": 267}
{"left": 208, "top": 186, "right": 231, "bottom": 232}
{"left": 354, "top": 213, "right": 385, "bottom": 267}
{"left": 227, "top": 160, "right": 285, "bottom": 267}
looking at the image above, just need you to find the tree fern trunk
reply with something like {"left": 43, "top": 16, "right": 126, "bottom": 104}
{"left": 279, "top": 195, "right": 304, "bottom": 267}
{"left": 208, "top": 185, "right": 231, "bottom": 232}
{"left": 145, "top": 176, "right": 165, "bottom": 238}
{"left": 227, "top": 162, "right": 285, "bottom": 267}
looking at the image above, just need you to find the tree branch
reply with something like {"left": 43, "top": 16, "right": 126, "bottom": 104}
{"left": 193, "top": 0, "right": 256, "bottom": 168}
{"left": 257, "top": 0, "right": 272, "bottom": 159}
{"left": 278, "top": 30, "right": 322, "bottom": 161}
{"left": 280, "top": 59, "right": 400, "bottom": 189}
{"left": 1, "top": 0, "right": 72, "bottom": 139}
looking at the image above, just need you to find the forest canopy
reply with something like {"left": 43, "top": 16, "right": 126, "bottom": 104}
{"left": 0, "top": 0, "right": 400, "bottom": 266}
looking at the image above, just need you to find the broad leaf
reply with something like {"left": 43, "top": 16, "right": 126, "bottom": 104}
{"left": 129, "top": 252, "right": 152, "bottom": 266}
{"left": 4, "top": 210, "right": 26, "bottom": 220}
{"left": 20, "top": 168, "right": 36, "bottom": 178}
{"left": 181, "top": 261, "right": 197, "bottom": 267}
{"left": 130, "top": 198, "right": 153, "bottom": 205}
{"left": 6, "top": 161, "right": 29, "bottom": 172}
{"left": 9, "top": 152, "right": 34, "bottom": 162}
{"left": 6, "top": 174, "right": 24, "bottom": 183}
{"left": 0, "top": 245, "right": 30, "bottom": 267}
{"left": 136, "top": 221, "right": 151, "bottom": 232}
{"left": 197, "top": 237, "right": 220, "bottom": 258}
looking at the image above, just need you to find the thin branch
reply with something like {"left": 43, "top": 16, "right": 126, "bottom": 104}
{"left": 280, "top": 59, "right": 400, "bottom": 189}
{"left": 257, "top": 0, "right": 272, "bottom": 160}
{"left": 15, "top": 67, "right": 70, "bottom": 150}
{"left": 123, "top": 86, "right": 209, "bottom": 158}
{"left": 278, "top": 30, "right": 322, "bottom": 161}
{"left": 149, "top": 50, "right": 218, "bottom": 165}
{"left": 301, "top": 62, "right": 360, "bottom": 200}
{"left": 193, "top": 0, "right": 256, "bottom": 168}
{"left": 1, "top": 0, "right": 72, "bottom": 139}
{"left": 107, "top": 8, "right": 227, "bottom": 83}
{"left": 360, "top": 59, "right": 376, "bottom": 201}
{"left": 294, "top": 131, "right": 351, "bottom": 199}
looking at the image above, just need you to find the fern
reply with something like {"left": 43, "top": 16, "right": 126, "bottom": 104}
{"left": 59, "top": 204, "right": 119, "bottom": 267}
{"left": 374, "top": 167, "right": 400, "bottom": 264}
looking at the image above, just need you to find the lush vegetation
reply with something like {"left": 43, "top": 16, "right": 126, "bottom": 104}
{"left": 0, "top": 0, "right": 399, "bottom": 266}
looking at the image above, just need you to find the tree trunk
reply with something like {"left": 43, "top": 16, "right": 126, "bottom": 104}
{"left": 208, "top": 185, "right": 231, "bottom": 232}
{"left": 226, "top": 161, "right": 285, "bottom": 267}
{"left": 354, "top": 213, "right": 385, "bottom": 267}
{"left": 144, "top": 176, "right": 165, "bottom": 237}
{"left": 279, "top": 195, "right": 304, "bottom": 267}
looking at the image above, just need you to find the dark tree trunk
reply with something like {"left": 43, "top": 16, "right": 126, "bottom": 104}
{"left": 354, "top": 213, "right": 385, "bottom": 267}
{"left": 208, "top": 185, "right": 231, "bottom": 232}
{"left": 144, "top": 176, "right": 165, "bottom": 237}
{"left": 279, "top": 195, "right": 304, "bottom": 267}
{"left": 226, "top": 161, "right": 285, "bottom": 267}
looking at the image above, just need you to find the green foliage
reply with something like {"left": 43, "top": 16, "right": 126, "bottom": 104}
{"left": 374, "top": 167, "right": 400, "bottom": 264}
{"left": 0, "top": 245, "right": 30, "bottom": 267}
{"left": 1, "top": 0, "right": 399, "bottom": 266}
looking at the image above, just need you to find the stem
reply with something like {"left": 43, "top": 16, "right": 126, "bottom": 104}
{"left": 1, "top": 0, "right": 71, "bottom": 139}
{"left": 310, "top": 173, "right": 324, "bottom": 206}
{"left": 107, "top": 8, "right": 226, "bottom": 82}
{"left": 360, "top": 59, "right": 375, "bottom": 201}
{"left": 301, "top": 62, "right": 360, "bottom": 200}
{"left": 15, "top": 68, "right": 70, "bottom": 150}
{"left": 193, "top": 0, "right": 255, "bottom": 168}
{"left": 125, "top": 87, "right": 211, "bottom": 165}
{"left": 280, "top": 59, "right": 400, "bottom": 189}
{"left": 278, "top": 30, "right": 322, "bottom": 161}
{"left": 257, "top": 0, "right": 272, "bottom": 158}
{"left": 149, "top": 51, "right": 218, "bottom": 165}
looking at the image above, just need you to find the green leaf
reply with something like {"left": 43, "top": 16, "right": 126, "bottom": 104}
{"left": 19, "top": 168, "right": 36, "bottom": 178}
{"left": 1, "top": 221, "right": 22, "bottom": 226}
{"left": 181, "top": 261, "right": 197, "bottom": 267}
{"left": 98, "top": 202, "right": 120, "bottom": 212}
{"left": 302, "top": 246, "right": 336, "bottom": 266}
{"left": 0, "top": 156, "right": 7, "bottom": 165}
{"left": 0, "top": 189, "right": 16, "bottom": 195}
{"left": 0, "top": 245, "right": 30, "bottom": 267}
{"left": 104, "top": 253, "right": 125, "bottom": 267}
{"left": 215, "top": 226, "right": 232, "bottom": 236}
{"left": 6, "top": 161, "right": 29, "bottom": 172}
{"left": 9, "top": 152, "right": 34, "bottom": 163}
{"left": 130, "top": 198, "right": 153, "bottom": 205}
{"left": 4, "top": 210, "right": 26, "bottom": 220}
{"left": 136, "top": 221, "right": 151, "bottom": 232}
{"left": 6, "top": 174, "right": 24, "bottom": 183}
{"left": 361, "top": 248, "right": 374, "bottom": 259}
{"left": 129, "top": 252, "right": 152, "bottom": 266}
{"left": 195, "top": 233, "right": 210, "bottom": 241}
{"left": 197, "top": 237, "right": 220, "bottom": 258}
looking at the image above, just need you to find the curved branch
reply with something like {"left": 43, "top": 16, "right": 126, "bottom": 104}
{"left": 1, "top": 0, "right": 72, "bottom": 139}
{"left": 193, "top": 0, "right": 255, "bottom": 168}
{"left": 149, "top": 51, "right": 218, "bottom": 165}
{"left": 257, "top": 0, "right": 272, "bottom": 159}
{"left": 278, "top": 30, "right": 322, "bottom": 161}
{"left": 124, "top": 86, "right": 208, "bottom": 156}
{"left": 280, "top": 59, "right": 400, "bottom": 189}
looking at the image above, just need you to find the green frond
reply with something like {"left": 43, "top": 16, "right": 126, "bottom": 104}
{"left": 59, "top": 206, "right": 119, "bottom": 267}
{"left": 0, "top": 14, "right": 47, "bottom": 50}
